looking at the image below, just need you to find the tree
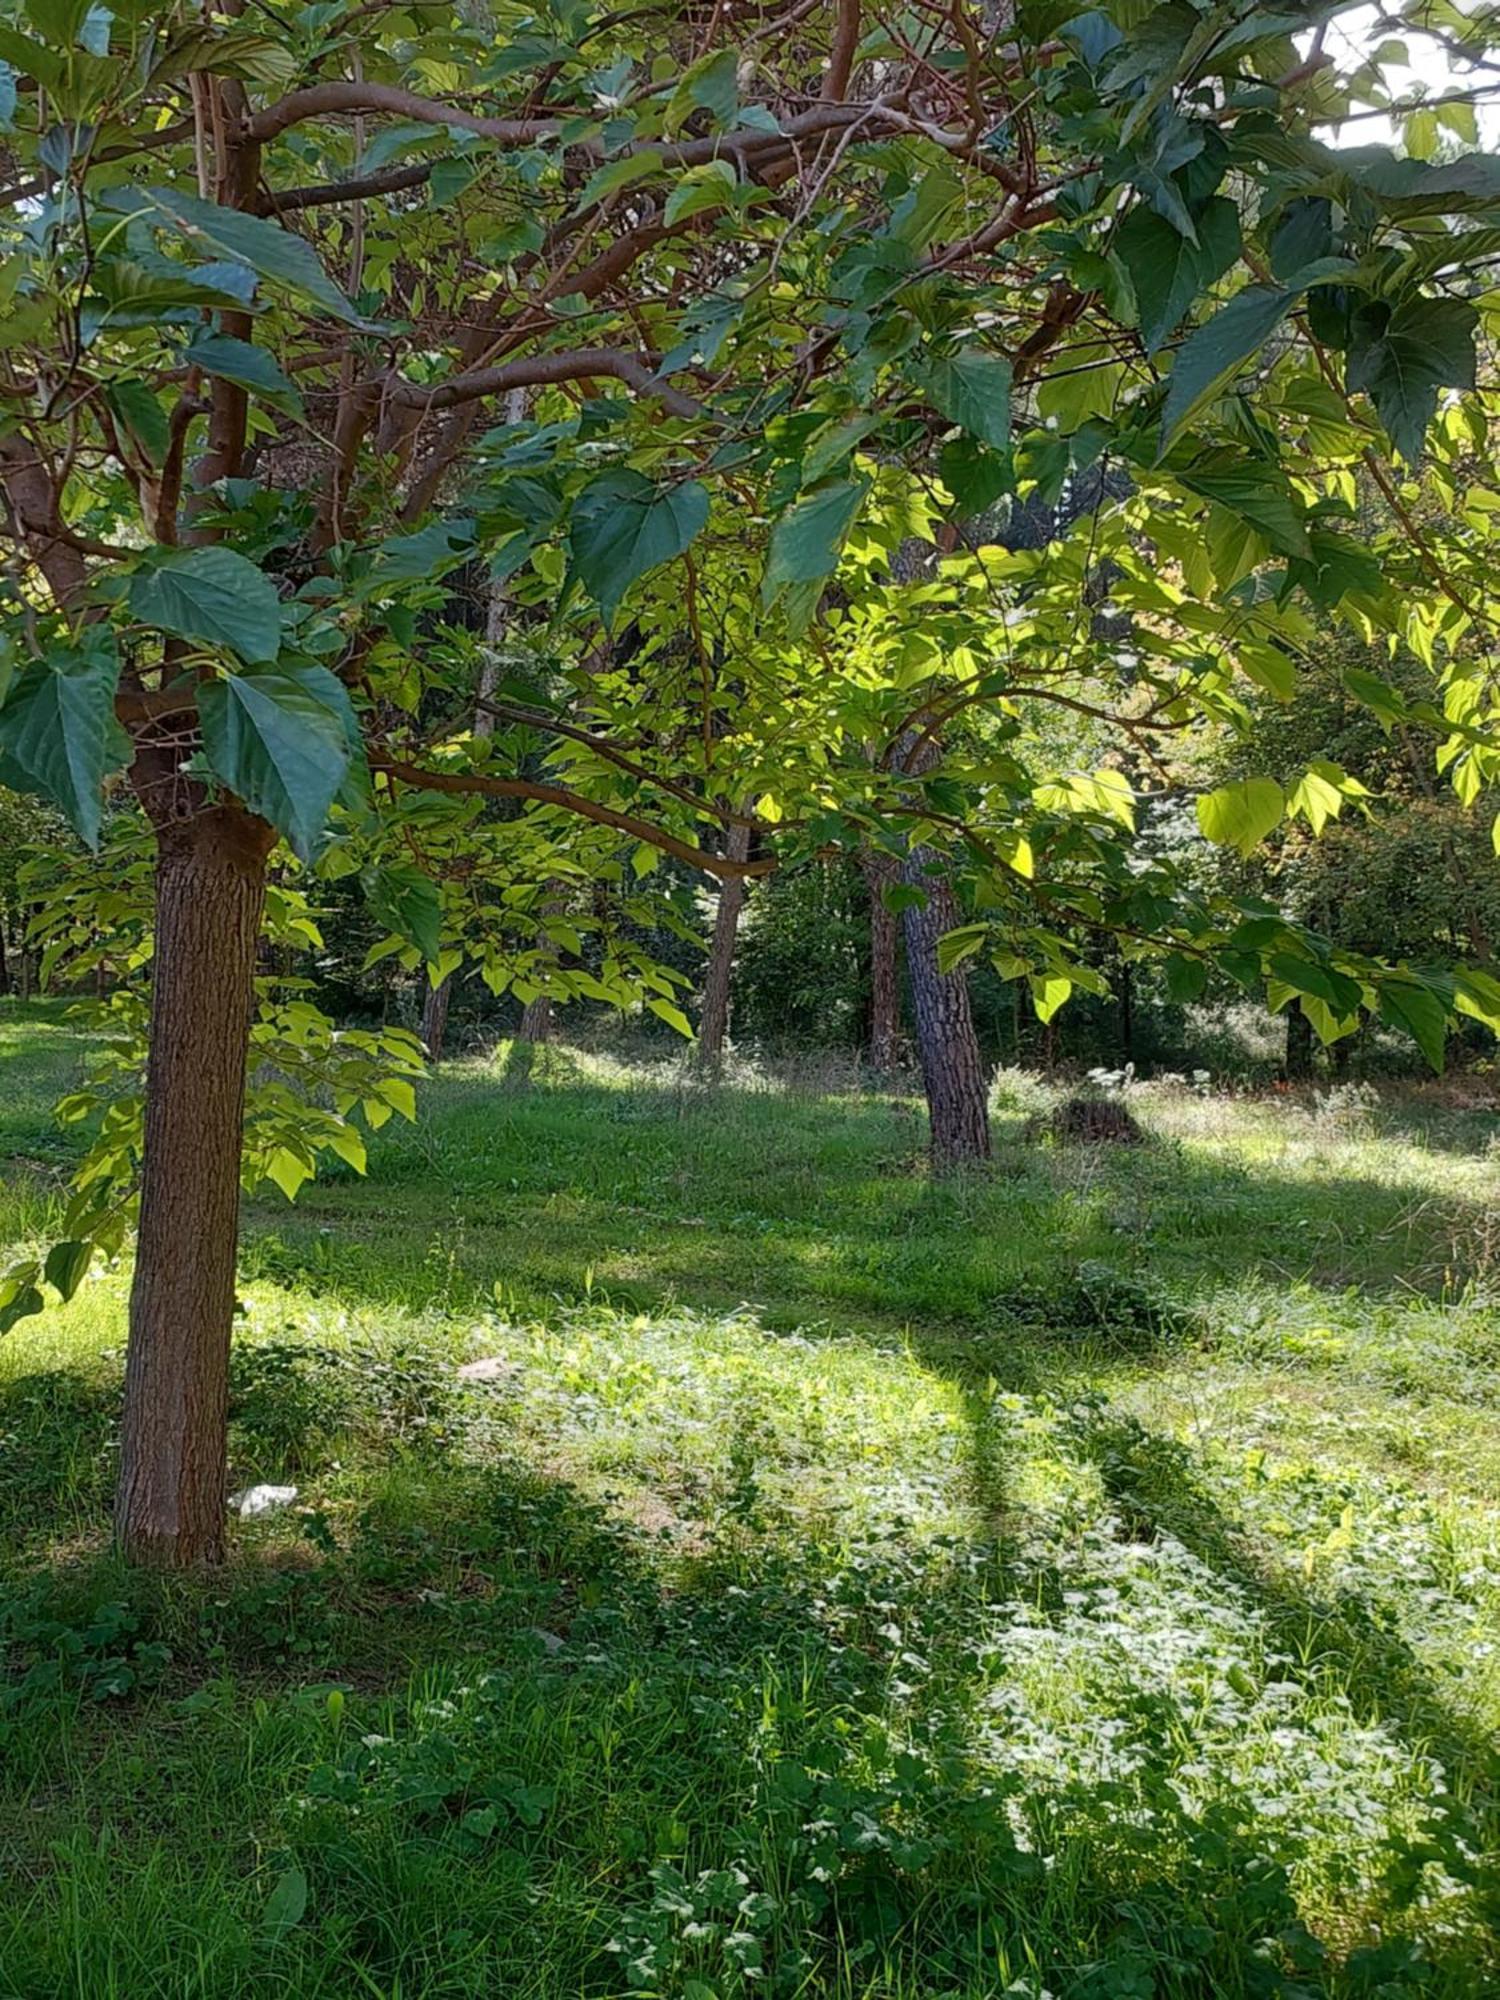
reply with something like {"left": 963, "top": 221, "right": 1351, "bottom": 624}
{"left": 4, "top": 0, "right": 1500, "bottom": 1564}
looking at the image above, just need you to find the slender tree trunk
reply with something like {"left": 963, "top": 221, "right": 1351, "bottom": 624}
{"left": 1118, "top": 955, "right": 1134, "bottom": 1065}
{"left": 698, "top": 823, "right": 751, "bottom": 1065}
{"left": 0, "top": 916, "right": 9, "bottom": 997}
{"left": 1285, "top": 1003, "right": 1315, "bottom": 1082}
{"left": 901, "top": 846, "right": 991, "bottom": 1168}
{"left": 115, "top": 802, "right": 274, "bottom": 1568}
{"left": 863, "top": 847, "right": 901, "bottom": 1074}
{"left": 421, "top": 975, "right": 452, "bottom": 1059}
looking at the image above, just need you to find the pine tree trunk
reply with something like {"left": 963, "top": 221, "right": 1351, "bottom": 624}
{"left": 863, "top": 848, "right": 901, "bottom": 1074}
{"left": 901, "top": 844, "right": 992, "bottom": 1169}
{"left": 115, "top": 803, "right": 273, "bottom": 1568}
{"left": 698, "top": 824, "right": 751, "bottom": 1065}
{"left": 421, "top": 975, "right": 452, "bottom": 1060}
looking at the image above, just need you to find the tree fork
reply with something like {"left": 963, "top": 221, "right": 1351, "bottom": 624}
{"left": 114, "top": 801, "right": 275, "bottom": 1567}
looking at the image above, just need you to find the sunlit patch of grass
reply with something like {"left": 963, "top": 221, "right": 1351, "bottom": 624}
{"left": 1, "top": 1008, "right": 1498, "bottom": 1995}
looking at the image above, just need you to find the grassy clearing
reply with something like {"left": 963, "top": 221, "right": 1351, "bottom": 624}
{"left": 1, "top": 999, "right": 1498, "bottom": 1997}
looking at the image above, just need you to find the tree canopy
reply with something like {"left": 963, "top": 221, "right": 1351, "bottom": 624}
{"left": 5, "top": 0, "right": 1500, "bottom": 1338}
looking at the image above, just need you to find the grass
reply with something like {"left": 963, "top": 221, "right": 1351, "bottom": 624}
{"left": 1, "top": 996, "right": 1499, "bottom": 1997}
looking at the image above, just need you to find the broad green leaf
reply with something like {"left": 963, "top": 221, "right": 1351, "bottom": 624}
{"left": 936, "top": 923, "right": 987, "bottom": 973}
{"left": 666, "top": 48, "right": 739, "bottom": 133}
{"left": 650, "top": 997, "right": 694, "bottom": 1037}
{"left": 1115, "top": 195, "right": 1241, "bottom": 352}
{"left": 104, "top": 380, "right": 169, "bottom": 464}
{"left": 199, "top": 664, "right": 354, "bottom": 861}
{"left": 1287, "top": 760, "right": 1362, "bottom": 834}
{"left": 1377, "top": 976, "right": 1447, "bottom": 1071}
{"left": 569, "top": 470, "right": 708, "bottom": 626}
{"left": 663, "top": 159, "right": 737, "bottom": 226}
{"left": 364, "top": 865, "right": 442, "bottom": 962}
{"left": 105, "top": 187, "right": 371, "bottom": 327}
{"left": 131, "top": 547, "right": 282, "bottom": 664}
{"left": 1196, "top": 777, "right": 1284, "bottom": 855}
{"left": 1345, "top": 296, "right": 1477, "bottom": 464}
{"left": 575, "top": 149, "right": 663, "bottom": 211}
{"left": 1160, "top": 285, "right": 1293, "bottom": 450}
{"left": 1179, "top": 464, "right": 1309, "bottom": 558}
{"left": 763, "top": 479, "right": 868, "bottom": 604}
{"left": 0, "top": 1270, "right": 43, "bottom": 1336}
{"left": 1031, "top": 973, "right": 1072, "bottom": 1023}
{"left": 918, "top": 347, "right": 1012, "bottom": 448}
{"left": 186, "top": 331, "right": 304, "bottom": 416}
{"left": 44, "top": 1238, "right": 92, "bottom": 1302}
{"left": 262, "top": 1866, "right": 308, "bottom": 1939}
{"left": 0, "top": 649, "right": 126, "bottom": 848}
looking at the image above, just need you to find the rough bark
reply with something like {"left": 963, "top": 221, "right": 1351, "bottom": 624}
{"left": 901, "top": 844, "right": 992, "bottom": 1168}
{"left": 115, "top": 802, "right": 274, "bottom": 1567}
{"left": 518, "top": 992, "right": 553, "bottom": 1043}
{"left": 862, "top": 847, "right": 901, "bottom": 1075}
{"left": 421, "top": 975, "right": 452, "bottom": 1060}
{"left": 893, "top": 729, "right": 990, "bottom": 1168}
{"left": 697, "top": 822, "right": 752, "bottom": 1064}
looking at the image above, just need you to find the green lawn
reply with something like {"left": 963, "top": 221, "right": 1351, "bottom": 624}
{"left": 1, "top": 998, "right": 1499, "bottom": 1997}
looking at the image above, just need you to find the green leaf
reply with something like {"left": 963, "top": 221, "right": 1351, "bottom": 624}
{"left": 104, "top": 379, "right": 169, "bottom": 464}
{"left": 666, "top": 47, "right": 738, "bottom": 133}
{"left": 763, "top": 479, "right": 868, "bottom": 604}
{"left": 570, "top": 470, "right": 708, "bottom": 626}
{"left": 1377, "top": 976, "right": 1447, "bottom": 1072}
{"left": 199, "top": 664, "right": 354, "bottom": 861}
{"left": 1160, "top": 285, "right": 1293, "bottom": 451}
{"left": 936, "top": 923, "right": 987, "bottom": 973}
{"left": 918, "top": 347, "right": 1012, "bottom": 448}
{"left": 364, "top": 865, "right": 442, "bottom": 963}
{"left": 1196, "top": 777, "right": 1284, "bottom": 855}
{"left": 262, "top": 1866, "right": 308, "bottom": 1939}
{"left": 575, "top": 148, "right": 663, "bottom": 212}
{"left": 1346, "top": 296, "right": 1477, "bottom": 464}
{"left": 663, "top": 159, "right": 737, "bottom": 226}
{"left": 0, "top": 649, "right": 126, "bottom": 848}
{"left": 0, "top": 1272, "right": 43, "bottom": 1336}
{"left": 130, "top": 547, "right": 282, "bottom": 664}
{"left": 650, "top": 997, "right": 693, "bottom": 1037}
{"left": 1179, "top": 464, "right": 1309, "bottom": 558}
{"left": 1115, "top": 195, "right": 1241, "bottom": 353}
{"left": 1286, "top": 760, "right": 1354, "bottom": 834}
{"left": 105, "top": 187, "right": 371, "bottom": 327}
{"left": 186, "top": 331, "right": 304, "bottom": 416}
{"left": 44, "top": 1238, "right": 92, "bottom": 1303}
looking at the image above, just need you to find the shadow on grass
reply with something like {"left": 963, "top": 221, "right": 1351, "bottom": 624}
{"left": 1, "top": 1357, "right": 1496, "bottom": 1997}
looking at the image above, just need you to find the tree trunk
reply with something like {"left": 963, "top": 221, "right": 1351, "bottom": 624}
{"left": 115, "top": 803, "right": 274, "bottom": 1568}
{"left": 421, "top": 975, "right": 452, "bottom": 1060}
{"left": 0, "top": 916, "right": 9, "bottom": 997}
{"left": 1285, "top": 1002, "right": 1315, "bottom": 1082}
{"left": 698, "top": 823, "right": 751, "bottom": 1065}
{"left": 863, "top": 847, "right": 901, "bottom": 1075}
{"left": 518, "top": 993, "right": 553, "bottom": 1043}
{"left": 901, "top": 845, "right": 991, "bottom": 1169}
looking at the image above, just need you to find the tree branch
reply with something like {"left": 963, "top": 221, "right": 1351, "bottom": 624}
{"left": 383, "top": 347, "right": 706, "bottom": 420}
{"left": 246, "top": 82, "right": 564, "bottom": 144}
{"left": 372, "top": 758, "right": 776, "bottom": 879}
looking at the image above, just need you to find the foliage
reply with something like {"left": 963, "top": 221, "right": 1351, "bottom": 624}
{"left": 5, "top": 0, "right": 1500, "bottom": 1319}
